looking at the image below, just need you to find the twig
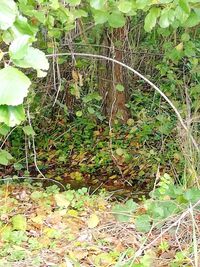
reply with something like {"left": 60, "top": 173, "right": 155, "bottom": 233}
{"left": 0, "top": 126, "right": 17, "bottom": 149}
{"left": 130, "top": 199, "right": 200, "bottom": 263}
{"left": 190, "top": 203, "right": 199, "bottom": 267}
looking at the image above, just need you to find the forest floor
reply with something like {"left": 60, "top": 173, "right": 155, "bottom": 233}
{"left": 0, "top": 182, "right": 199, "bottom": 267}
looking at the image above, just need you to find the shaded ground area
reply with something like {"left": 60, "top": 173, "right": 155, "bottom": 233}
{"left": 1, "top": 117, "right": 181, "bottom": 198}
{"left": 0, "top": 183, "right": 199, "bottom": 266}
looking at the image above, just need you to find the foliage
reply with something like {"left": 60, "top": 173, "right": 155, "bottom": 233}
{"left": 0, "top": 0, "right": 200, "bottom": 266}
{"left": 0, "top": 182, "right": 199, "bottom": 266}
{"left": 113, "top": 173, "right": 200, "bottom": 233}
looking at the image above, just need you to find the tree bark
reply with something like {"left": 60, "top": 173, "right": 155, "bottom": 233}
{"left": 98, "top": 26, "right": 129, "bottom": 123}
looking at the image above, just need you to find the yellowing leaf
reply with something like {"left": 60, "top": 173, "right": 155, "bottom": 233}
{"left": 175, "top": 42, "right": 183, "bottom": 51}
{"left": 72, "top": 70, "right": 79, "bottom": 82}
{"left": 127, "top": 118, "right": 134, "bottom": 126}
{"left": 87, "top": 214, "right": 100, "bottom": 229}
{"left": 31, "top": 215, "right": 45, "bottom": 225}
{"left": 116, "top": 148, "right": 124, "bottom": 156}
{"left": 67, "top": 209, "right": 78, "bottom": 217}
{"left": 12, "top": 214, "right": 27, "bottom": 231}
{"left": 55, "top": 193, "right": 70, "bottom": 208}
{"left": 70, "top": 171, "right": 83, "bottom": 181}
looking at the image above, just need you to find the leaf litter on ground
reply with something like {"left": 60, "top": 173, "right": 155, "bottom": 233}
{"left": 0, "top": 182, "right": 199, "bottom": 266}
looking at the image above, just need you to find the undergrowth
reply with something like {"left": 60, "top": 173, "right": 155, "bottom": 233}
{"left": 0, "top": 175, "right": 199, "bottom": 267}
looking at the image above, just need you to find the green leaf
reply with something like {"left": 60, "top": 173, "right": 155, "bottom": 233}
{"left": 144, "top": 7, "right": 160, "bottom": 32}
{"left": 66, "top": 0, "right": 81, "bottom": 6}
{"left": 83, "top": 92, "right": 102, "bottom": 103}
{"left": 93, "top": 10, "right": 108, "bottom": 24}
{"left": 184, "top": 188, "right": 200, "bottom": 203}
{"left": 88, "top": 107, "right": 95, "bottom": 114}
{"left": 118, "top": 1, "right": 132, "bottom": 13}
{"left": 183, "top": 11, "right": 200, "bottom": 27}
{"left": 55, "top": 193, "right": 70, "bottom": 208}
{"left": 0, "top": 150, "right": 13, "bottom": 166}
{"left": 124, "top": 199, "right": 138, "bottom": 210}
{"left": 23, "top": 125, "right": 36, "bottom": 136}
{"left": 135, "top": 214, "right": 151, "bottom": 233}
{"left": 90, "top": 0, "right": 105, "bottom": 10}
{"left": 76, "top": 111, "right": 83, "bottom": 117}
{"left": 179, "top": 0, "right": 190, "bottom": 14}
{"left": 116, "top": 84, "right": 125, "bottom": 92}
{"left": 0, "top": 105, "right": 26, "bottom": 126}
{"left": 0, "top": 124, "right": 10, "bottom": 136}
{"left": 116, "top": 148, "right": 124, "bottom": 156}
{"left": 12, "top": 214, "right": 27, "bottom": 231}
{"left": 73, "top": 9, "right": 88, "bottom": 18}
{"left": 0, "top": 0, "right": 18, "bottom": 30}
{"left": 50, "top": 0, "right": 60, "bottom": 9}
{"left": 13, "top": 47, "right": 49, "bottom": 73}
{"left": 112, "top": 199, "right": 137, "bottom": 222}
{"left": 14, "top": 163, "right": 23, "bottom": 170}
{"left": 181, "top": 33, "right": 190, "bottom": 42}
{"left": 14, "top": 16, "right": 36, "bottom": 36}
{"left": 135, "top": 0, "right": 151, "bottom": 10}
{"left": 0, "top": 67, "right": 31, "bottom": 106}
{"left": 9, "top": 35, "right": 30, "bottom": 60}
{"left": 159, "top": 9, "right": 175, "bottom": 28}
{"left": 108, "top": 12, "right": 126, "bottom": 28}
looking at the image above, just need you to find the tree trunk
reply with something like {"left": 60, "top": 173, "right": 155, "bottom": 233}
{"left": 98, "top": 26, "right": 129, "bottom": 123}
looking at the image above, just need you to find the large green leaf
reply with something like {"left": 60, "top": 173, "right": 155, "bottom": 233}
{"left": 0, "top": 124, "right": 10, "bottom": 136}
{"left": 93, "top": 10, "right": 109, "bottom": 24}
{"left": 0, "top": 67, "right": 31, "bottom": 106}
{"left": 183, "top": 11, "right": 200, "bottom": 27}
{"left": 108, "top": 12, "right": 126, "bottom": 28}
{"left": 179, "top": 0, "right": 190, "bottom": 14}
{"left": 118, "top": 0, "right": 132, "bottom": 13}
{"left": 14, "top": 17, "right": 37, "bottom": 36}
{"left": 112, "top": 199, "right": 138, "bottom": 222}
{"left": 9, "top": 35, "right": 30, "bottom": 60}
{"left": 159, "top": 9, "right": 175, "bottom": 28}
{"left": 50, "top": 0, "right": 60, "bottom": 9}
{"left": 0, "top": 105, "right": 26, "bottom": 126}
{"left": 0, "top": 150, "right": 13, "bottom": 166}
{"left": 135, "top": 215, "right": 151, "bottom": 233}
{"left": 135, "top": 0, "right": 151, "bottom": 10}
{"left": 144, "top": 7, "right": 160, "bottom": 32}
{"left": 0, "top": 0, "right": 18, "bottom": 30}
{"left": 23, "top": 125, "right": 36, "bottom": 136}
{"left": 13, "top": 47, "right": 49, "bottom": 73}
